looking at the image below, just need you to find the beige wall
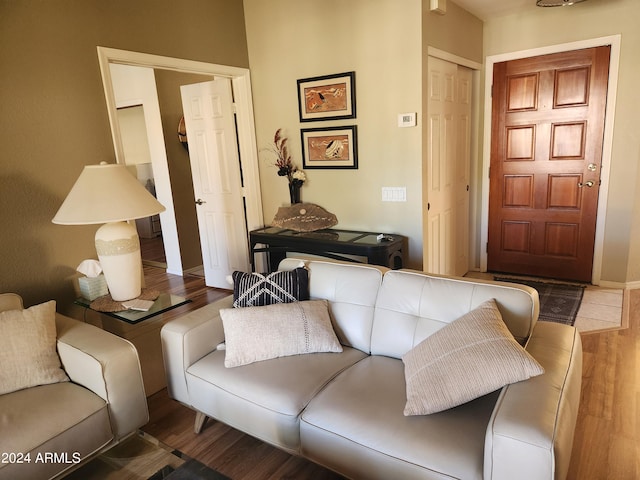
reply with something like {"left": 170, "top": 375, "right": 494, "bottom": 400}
{"left": 424, "top": 1, "right": 483, "bottom": 63}
{"left": 483, "top": 0, "right": 640, "bottom": 284}
{"left": 244, "top": 0, "right": 424, "bottom": 269}
{"left": 5, "top": 0, "right": 634, "bottom": 315}
{"left": 0, "top": 0, "right": 249, "bottom": 309}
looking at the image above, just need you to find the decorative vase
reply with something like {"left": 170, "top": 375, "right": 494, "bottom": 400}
{"left": 289, "top": 183, "right": 301, "bottom": 204}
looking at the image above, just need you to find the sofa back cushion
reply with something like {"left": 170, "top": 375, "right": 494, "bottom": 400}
{"left": 0, "top": 300, "right": 70, "bottom": 395}
{"left": 0, "top": 293, "right": 23, "bottom": 313}
{"left": 279, "top": 259, "right": 386, "bottom": 353}
{"left": 371, "top": 270, "right": 539, "bottom": 359}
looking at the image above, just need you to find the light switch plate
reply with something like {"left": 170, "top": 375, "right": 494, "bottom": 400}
{"left": 382, "top": 187, "right": 407, "bottom": 202}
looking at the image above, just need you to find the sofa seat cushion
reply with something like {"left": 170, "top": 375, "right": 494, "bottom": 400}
{"left": 300, "top": 356, "right": 499, "bottom": 480}
{"left": 185, "top": 347, "right": 367, "bottom": 454}
{"left": 0, "top": 382, "right": 113, "bottom": 480}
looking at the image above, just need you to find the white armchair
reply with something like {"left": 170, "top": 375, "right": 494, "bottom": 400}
{"left": 0, "top": 293, "right": 149, "bottom": 480}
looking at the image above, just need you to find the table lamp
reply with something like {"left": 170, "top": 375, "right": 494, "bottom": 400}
{"left": 53, "top": 162, "right": 166, "bottom": 301}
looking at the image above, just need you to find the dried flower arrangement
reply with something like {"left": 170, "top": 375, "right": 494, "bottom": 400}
{"left": 271, "top": 128, "right": 306, "bottom": 203}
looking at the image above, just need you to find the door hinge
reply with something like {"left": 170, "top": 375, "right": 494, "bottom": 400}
{"left": 486, "top": 242, "right": 489, "bottom": 253}
{"left": 232, "top": 103, "right": 238, "bottom": 114}
{"left": 427, "top": 202, "right": 430, "bottom": 211}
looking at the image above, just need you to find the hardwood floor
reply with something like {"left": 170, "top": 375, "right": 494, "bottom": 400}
{"left": 566, "top": 289, "right": 640, "bottom": 480}
{"left": 140, "top": 236, "right": 167, "bottom": 264}
{"left": 140, "top": 265, "right": 639, "bottom": 479}
{"left": 143, "top": 264, "right": 229, "bottom": 310}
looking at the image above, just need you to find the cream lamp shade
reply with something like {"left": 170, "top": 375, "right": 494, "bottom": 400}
{"left": 53, "top": 162, "right": 166, "bottom": 301}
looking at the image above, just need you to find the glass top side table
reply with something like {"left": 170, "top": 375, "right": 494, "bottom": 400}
{"left": 74, "top": 293, "right": 191, "bottom": 325}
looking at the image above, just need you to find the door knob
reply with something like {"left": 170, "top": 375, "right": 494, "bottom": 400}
{"left": 578, "top": 181, "right": 595, "bottom": 188}
{"left": 195, "top": 198, "right": 207, "bottom": 205}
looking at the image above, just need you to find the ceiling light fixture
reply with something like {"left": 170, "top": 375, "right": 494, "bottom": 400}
{"left": 536, "top": 0, "right": 586, "bottom": 6}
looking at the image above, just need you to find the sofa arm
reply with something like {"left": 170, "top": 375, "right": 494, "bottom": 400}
{"left": 55, "top": 314, "right": 149, "bottom": 441}
{"left": 484, "top": 321, "right": 582, "bottom": 480}
{"left": 161, "top": 296, "right": 233, "bottom": 405}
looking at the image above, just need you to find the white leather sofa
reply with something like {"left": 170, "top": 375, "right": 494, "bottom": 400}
{"left": 0, "top": 293, "right": 149, "bottom": 480}
{"left": 161, "top": 259, "right": 582, "bottom": 480}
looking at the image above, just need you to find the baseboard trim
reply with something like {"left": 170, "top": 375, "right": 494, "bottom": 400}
{"left": 184, "top": 265, "right": 205, "bottom": 277}
{"left": 599, "top": 280, "right": 635, "bottom": 289}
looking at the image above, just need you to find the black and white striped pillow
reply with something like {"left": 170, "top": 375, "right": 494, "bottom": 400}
{"left": 232, "top": 268, "right": 309, "bottom": 308}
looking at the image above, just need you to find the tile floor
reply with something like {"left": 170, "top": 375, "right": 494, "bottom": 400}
{"left": 464, "top": 271, "right": 625, "bottom": 334}
{"left": 574, "top": 286, "right": 625, "bottom": 334}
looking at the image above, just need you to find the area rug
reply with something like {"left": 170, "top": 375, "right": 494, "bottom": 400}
{"left": 64, "top": 431, "right": 229, "bottom": 480}
{"left": 495, "top": 277, "right": 585, "bottom": 326}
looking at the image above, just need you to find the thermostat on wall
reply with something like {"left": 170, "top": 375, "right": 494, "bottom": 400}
{"left": 398, "top": 112, "right": 417, "bottom": 128}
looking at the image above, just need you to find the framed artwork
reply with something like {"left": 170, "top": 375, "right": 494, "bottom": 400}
{"left": 297, "top": 71, "right": 356, "bottom": 122}
{"left": 301, "top": 126, "right": 358, "bottom": 170}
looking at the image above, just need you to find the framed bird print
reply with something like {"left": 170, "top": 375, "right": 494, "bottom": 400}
{"left": 301, "top": 125, "right": 358, "bottom": 169}
{"left": 297, "top": 72, "right": 356, "bottom": 122}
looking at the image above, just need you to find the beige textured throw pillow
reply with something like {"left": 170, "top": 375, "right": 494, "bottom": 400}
{"left": 402, "top": 299, "right": 544, "bottom": 415}
{"left": 0, "top": 301, "right": 69, "bottom": 395}
{"left": 220, "top": 299, "right": 343, "bottom": 368}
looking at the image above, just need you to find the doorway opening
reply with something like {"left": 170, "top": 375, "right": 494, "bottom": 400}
{"left": 116, "top": 104, "right": 167, "bottom": 267}
{"left": 97, "top": 47, "right": 265, "bottom": 285}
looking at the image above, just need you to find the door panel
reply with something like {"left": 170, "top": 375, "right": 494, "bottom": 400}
{"left": 426, "top": 57, "right": 472, "bottom": 276}
{"left": 488, "top": 47, "right": 610, "bottom": 282}
{"left": 181, "top": 78, "right": 250, "bottom": 288}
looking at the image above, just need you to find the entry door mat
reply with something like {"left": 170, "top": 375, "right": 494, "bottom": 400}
{"left": 494, "top": 277, "right": 585, "bottom": 326}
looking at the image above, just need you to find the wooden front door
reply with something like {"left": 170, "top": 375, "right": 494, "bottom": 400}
{"left": 488, "top": 46, "right": 610, "bottom": 282}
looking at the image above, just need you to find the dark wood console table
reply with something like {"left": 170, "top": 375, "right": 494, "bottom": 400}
{"left": 249, "top": 227, "right": 407, "bottom": 272}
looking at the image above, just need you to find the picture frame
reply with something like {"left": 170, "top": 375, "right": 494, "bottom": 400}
{"left": 297, "top": 71, "right": 356, "bottom": 122}
{"left": 301, "top": 126, "right": 358, "bottom": 170}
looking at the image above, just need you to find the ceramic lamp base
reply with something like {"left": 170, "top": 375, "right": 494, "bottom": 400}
{"left": 95, "top": 221, "right": 142, "bottom": 301}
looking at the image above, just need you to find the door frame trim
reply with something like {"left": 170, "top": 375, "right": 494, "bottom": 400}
{"left": 480, "top": 35, "right": 621, "bottom": 285}
{"left": 97, "top": 46, "right": 264, "bottom": 275}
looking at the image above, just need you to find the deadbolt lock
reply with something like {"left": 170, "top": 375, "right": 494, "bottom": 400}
{"left": 587, "top": 163, "right": 597, "bottom": 172}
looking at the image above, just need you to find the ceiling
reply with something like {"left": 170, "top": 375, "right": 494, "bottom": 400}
{"left": 453, "top": 0, "right": 540, "bottom": 20}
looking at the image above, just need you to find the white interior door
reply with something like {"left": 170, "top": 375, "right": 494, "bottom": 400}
{"left": 180, "top": 78, "right": 250, "bottom": 288}
{"left": 426, "top": 56, "right": 472, "bottom": 276}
